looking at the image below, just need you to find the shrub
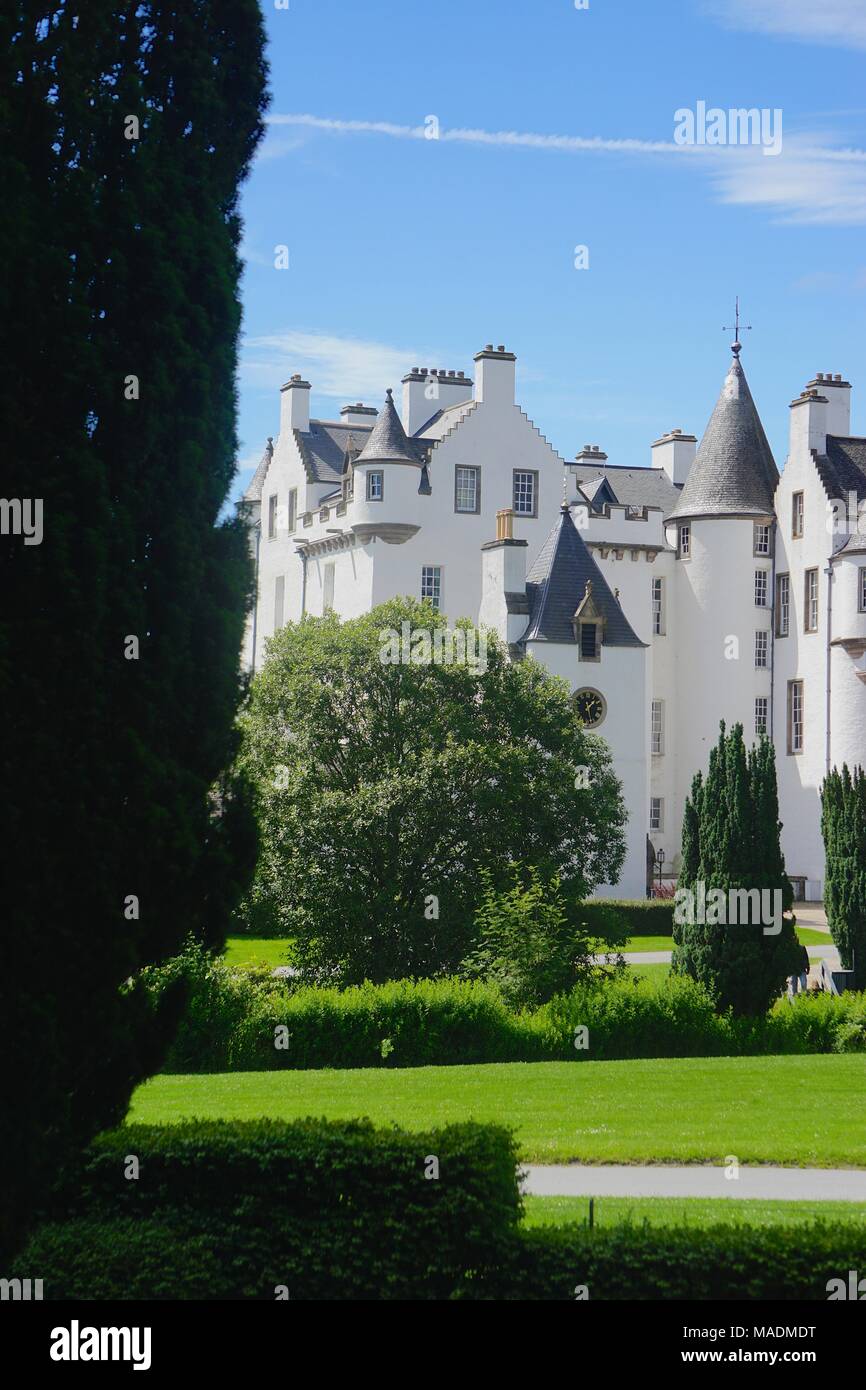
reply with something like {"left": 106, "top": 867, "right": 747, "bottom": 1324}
{"left": 580, "top": 899, "right": 674, "bottom": 939}
{"left": 456, "top": 1223, "right": 866, "bottom": 1300}
{"left": 142, "top": 946, "right": 866, "bottom": 1071}
{"left": 25, "top": 1119, "right": 521, "bottom": 1300}
{"left": 460, "top": 866, "right": 612, "bottom": 1009}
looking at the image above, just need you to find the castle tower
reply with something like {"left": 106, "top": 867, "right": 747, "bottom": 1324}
{"left": 350, "top": 387, "right": 425, "bottom": 547}
{"left": 665, "top": 343, "right": 779, "bottom": 845}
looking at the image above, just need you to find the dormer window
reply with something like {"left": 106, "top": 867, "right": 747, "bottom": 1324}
{"left": 580, "top": 622, "right": 599, "bottom": 660}
{"left": 573, "top": 579, "right": 605, "bottom": 661}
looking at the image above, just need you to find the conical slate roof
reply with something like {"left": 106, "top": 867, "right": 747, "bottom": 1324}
{"left": 667, "top": 351, "right": 778, "bottom": 522}
{"left": 522, "top": 505, "right": 644, "bottom": 647}
{"left": 355, "top": 388, "right": 420, "bottom": 464}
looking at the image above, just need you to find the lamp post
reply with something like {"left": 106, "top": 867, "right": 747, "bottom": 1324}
{"left": 655, "top": 847, "right": 666, "bottom": 896}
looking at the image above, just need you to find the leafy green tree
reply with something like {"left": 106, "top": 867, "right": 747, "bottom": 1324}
{"left": 238, "top": 598, "right": 627, "bottom": 984}
{"left": 0, "top": 1, "right": 266, "bottom": 1259}
{"left": 460, "top": 865, "right": 613, "bottom": 1009}
{"left": 672, "top": 723, "right": 799, "bottom": 1015}
{"left": 822, "top": 765, "right": 866, "bottom": 988}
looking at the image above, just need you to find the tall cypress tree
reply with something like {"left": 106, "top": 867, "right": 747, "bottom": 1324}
{"left": 673, "top": 723, "right": 800, "bottom": 1015}
{"left": 0, "top": 2, "right": 266, "bottom": 1258}
{"left": 822, "top": 765, "right": 866, "bottom": 988}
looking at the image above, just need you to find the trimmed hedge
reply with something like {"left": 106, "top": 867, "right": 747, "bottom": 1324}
{"left": 457, "top": 1223, "right": 866, "bottom": 1301}
{"left": 26, "top": 1119, "right": 520, "bottom": 1300}
{"left": 16, "top": 1121, "right": 866, "bottom": 1300}
{"left": 582, "top": 898, "right": 675, "bottom": 938}
{"left": 143, "top": 948, "right": 866, "bottom": 1072}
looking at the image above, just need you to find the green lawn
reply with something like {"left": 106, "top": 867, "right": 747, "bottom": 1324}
{"left": 523, "top": 1195, "right": 866, "bottom": 1230}
{"left": 128, "top": 1055, "right": 866, "bottom": 1166}
{"left": 619, "top": 925, "right": 828, "bottom": 955}
{"left": 221, "top": 937, "right": 294, "bottom": 969}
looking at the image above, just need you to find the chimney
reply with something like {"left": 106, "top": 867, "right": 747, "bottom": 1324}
{"left": 340, "top": 402, "right": 378, "bottom": 428}
{"left": 789, "top": 384, "right": 829, "bottom": 458}
{"left": 805, "top": 372, "right": 852, "bottom": 439}
{"left": 473, "top": 344, "right": 516, "bottom": 408}
{"left": 651, "top": 428, "right": 696, "bottom": 486}
{"left": 280, "top": 374, "right": 311, "bottom": 434}
{"left": 401, "top": 367, "right": 472, "bottom": 435}
{"left": 479, "top": 509, "right": 528, "bottom": 644}
{"left": 574, "top": 444, "right": 609, "bottom": 467}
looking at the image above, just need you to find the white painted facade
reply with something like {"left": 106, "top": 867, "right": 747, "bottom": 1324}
{"left": 241, "top": 343, "right": 866, "bottom": 901}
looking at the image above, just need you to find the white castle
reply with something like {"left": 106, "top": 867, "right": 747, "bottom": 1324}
{"left": 241, "top": 339, "right": 866, "bottom": 901}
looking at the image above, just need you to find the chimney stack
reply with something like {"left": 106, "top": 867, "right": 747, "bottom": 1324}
{"left": 473, "top": 344, "right": 516, "bottom": 408}
{"left": 651, "top": 428, "right": 696, "bottom": 486}
{"left": 401, "top": 366, "right": 472, "bottom": 435}
{"left": 280, "top": 374, "right": 311, "bottom": 435}
{"left": 804, "top": 372, "right": 851, "bottom": 439}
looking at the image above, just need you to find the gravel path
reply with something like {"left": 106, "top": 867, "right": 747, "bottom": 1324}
{"left": 522, "top": 1164, "right": 866, "bottom": 1200}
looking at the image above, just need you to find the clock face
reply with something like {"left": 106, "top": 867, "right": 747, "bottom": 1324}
{"left": 573, "top": 688, "right": 606, "bottom": 728}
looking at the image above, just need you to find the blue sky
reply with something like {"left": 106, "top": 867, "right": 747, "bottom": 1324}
{"left": 233, "top": 0, "right": 866, "bottom": 501}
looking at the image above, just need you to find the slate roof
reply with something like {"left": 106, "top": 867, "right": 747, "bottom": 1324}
{"left": 356, "top": 389, "right": 421, "bottom": 464}
{"left": 818, "top": 436, "right": 866, "bottom": 555}
{"left": 667, "top": 353, "right": 778, "bottom": 522}
{"left": 294, "top": 420, "right": 372, "bottom": 484}
{"left": 243, "top": 439, "right": 274, "bottom": 502}
{"left": 521, "top": 504, "right": 644, "bottom": 648}
{"left": 571, "top": 463, "right": 682, "bottom": 514}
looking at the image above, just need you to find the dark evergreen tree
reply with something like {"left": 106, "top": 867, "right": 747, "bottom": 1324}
{"left": 822, "top": 765, "right": 866, "bottom": 988}
{"left": 672, "top": 723, "right": 800, "bottom": 1015}
{"left": 0, "top": 2, "right": 266, "bottom": 1258}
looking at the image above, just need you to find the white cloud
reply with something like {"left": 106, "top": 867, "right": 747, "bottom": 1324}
{"left": 709, "top": 135, "right": 866, "bottom": 225}
{"left": 265, "top": 112, "right": 866, "bottom": 226}
{"left": 706, "top": 0, "right": 866, "bottom": 49}
{"left": 241, "top": 329, "right": 453, "bottom": 400}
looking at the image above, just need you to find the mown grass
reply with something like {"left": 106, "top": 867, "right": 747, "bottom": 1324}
{"left": 522, "top": 1195, "right": 866, "bottom": 1229}
{"left": 128, "top": 1055, "right": 866, "bottom": 1166}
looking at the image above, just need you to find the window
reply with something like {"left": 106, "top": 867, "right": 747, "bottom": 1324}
{"left": 513, "top": 470, "right": 538, "bottom": 517}
{"left": 787, "top": 680, "right": 804, "bottom": 754}
{"left": 754, "top": 523, "right": 771, "bottom": 556}
{"left": 287, "top": 488, "right": 297, "bottom": 534}
{"left": 651, "top": 699, "right": 664, "bottom": 755}
{"left": 268, "top": 494, "right": 278, "bottom": 540}
{"left": 652, "top": 576, "right": 665, "bottom": 635}
{"left": 322, "top": 562, "right": 335, "bottom": 612}
{"left": 792, "top": 491, "right": 804, "bottom": 538}
{"left": 579, "top": 622, "right": 600, "bottom": 661}
{"left": 755, "top": 697, "right": 769, "bottom": 737}
{"left": 678, "top": 524, "right": 690, "bottom": 558}
{"left": 421, "top": 565, "right": 442, "bottom": 611}
{"left": 860, "top": 567, "right": 866, "bottom": 613}
{"left": 366, "top": 471, "right": 383, "bottom": 502}
{"left": 455, "top": 465, "right": 480, "bottom": 514}
{"left": 804, "top": 568, "right": 819, "bottom": 632}
{"left": 273, "top": 575, "right": 284, "bottom": 630}
{"left": 755, "top": 630, "right": 769, "bottom": 668}
{"left": 755, "top": 569, "right": 768, "bottom": 607}
{"left": 650, "top": 797, "right": 664, "bottom": 832}
{"left": 776, "top": 573, "right": 790, "bottom": 637}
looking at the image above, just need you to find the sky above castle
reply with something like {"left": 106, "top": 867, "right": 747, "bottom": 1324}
{"left": 233, "top": 0, "right": 866, "bottom": 502}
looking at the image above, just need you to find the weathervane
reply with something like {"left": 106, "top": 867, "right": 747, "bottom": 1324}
{"left": 723, "top": 296, "right": 752, "bottom": 357}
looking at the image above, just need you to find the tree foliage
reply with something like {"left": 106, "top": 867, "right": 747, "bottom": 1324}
{"left": 822, "top": 765, "right": 866, "bottom": 989}
{"left": 0, "top": 1, "right": 266, "bottom": 1258}
{"left": 237, "top": 599, "right": 627, "bottom": 984}
{"left": 672, "top": 723, "right": 799, "bottom": 1015}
